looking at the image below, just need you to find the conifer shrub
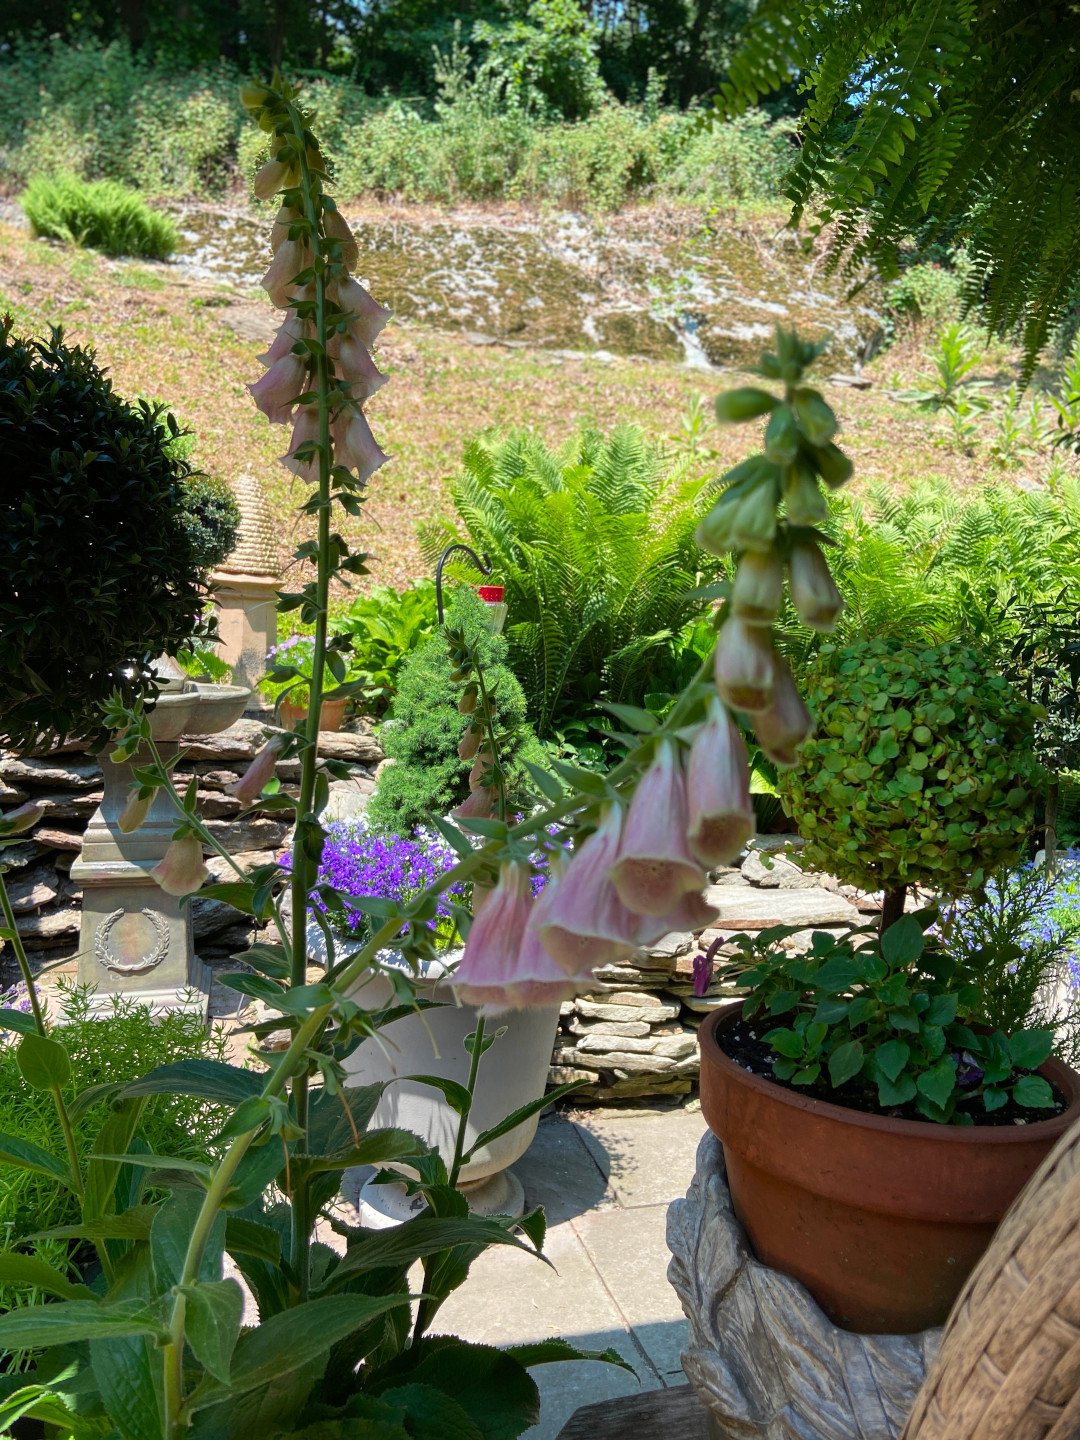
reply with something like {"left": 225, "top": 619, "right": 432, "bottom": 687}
{"left": 367, "top": 587, "right": 542, "bottom": 834}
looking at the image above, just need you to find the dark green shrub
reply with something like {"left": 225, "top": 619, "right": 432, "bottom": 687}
{"left": 21, "top": 173, "right": 177, "bottom": 258}
{"left": 367, "top": 587, "right": 541, "bottom": 834}
{"left": 780, "top": 637, "right": 1041, "bottom": 898}
{"left": 0, "top": 322, "right": 221, "bottom": 750}
{"left": 178, "top": 473, "right": 241, "bottom": 571}
{"left": 419, "top": 426, "right": 723, "bottom": 740}
{"left": 337, "top": 580, "right": 439, "bottom": 719}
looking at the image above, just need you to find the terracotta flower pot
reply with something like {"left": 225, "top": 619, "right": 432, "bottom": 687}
{"left": 279, "top": 696, "right": 348, "bottom": 732}
{"left": 698, "top": 1004, "right": 1080, "bottom": 1334}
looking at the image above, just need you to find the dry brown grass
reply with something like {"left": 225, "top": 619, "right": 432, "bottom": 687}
{"left": 0, "top": 219, "right": 1053, "bottom": 594}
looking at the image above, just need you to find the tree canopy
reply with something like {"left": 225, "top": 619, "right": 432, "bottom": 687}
{"left": 717, "top": 0, "right": 1080, "bottom": 368}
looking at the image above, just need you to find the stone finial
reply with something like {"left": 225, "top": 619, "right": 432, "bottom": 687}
{"left": 217, "top": 470, "right": 279, "bottom": 578}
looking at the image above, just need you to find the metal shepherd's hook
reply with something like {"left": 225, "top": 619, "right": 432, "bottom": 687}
{"left": 435, "top": 544, "right": 492, "bottom": 626}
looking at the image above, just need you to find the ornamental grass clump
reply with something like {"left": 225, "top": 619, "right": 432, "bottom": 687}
{"left": 21, "top": 174, "right": 178, "bottom": 259}
{"left": 779, "top": 636, "right": 1041, "bottom": 927}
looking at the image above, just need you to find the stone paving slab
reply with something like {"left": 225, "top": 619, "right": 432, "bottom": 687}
{"left": 573, "top": 1107, "right": 707, "bottom": 1209}
{"left": 704, "top": 883, "right": 859, "bottom": 929}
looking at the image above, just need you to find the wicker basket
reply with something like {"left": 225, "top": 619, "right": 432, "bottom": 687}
{"left": 902, "top": 1114, "right": 1080, "bottom": 1440}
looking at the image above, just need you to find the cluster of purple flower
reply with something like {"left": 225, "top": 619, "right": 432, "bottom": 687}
{"left": 0, "top": 984, "right": 33, "bottom": 1044}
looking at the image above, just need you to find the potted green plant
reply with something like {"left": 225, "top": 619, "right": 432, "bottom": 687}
{"left": 697, "top": 913, "right": 1080, "bottom": 1334}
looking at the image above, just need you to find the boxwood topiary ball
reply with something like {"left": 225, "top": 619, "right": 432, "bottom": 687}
{"left": 0, "top": 322, "right": 236, "bottom": 752}
{"left": 779, "top": 636, "right": 1042, "bottom": 897}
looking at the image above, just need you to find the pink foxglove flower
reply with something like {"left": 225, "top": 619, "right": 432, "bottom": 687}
{"left": 269, "top": 204, "right": 302, "bottom": 252}
{"left": 458, "top": 726, "right": 482, "bottom": 761}
{"left": 787, "top": 541, "right": 844, "bottom": 632}
{"left": 451, "top": 785, "right": 497, "bottom": 820}
{"left": 229, "top": 736, "right": 286, "bottom": 804}
{"left": 262, "top": 238, "right": 313, "bottom": 310}
{"left": 686, "top": 698, "right": 755, "bottom": 866}
{"left": 249, "top": 352, "right": 307, "bottom": 425}
{"left": 468, "top": 749, "right": 493, "bottom": 789}
{"left": 608, "top": 740, "right": 705, "bottom": 916}
{"left": 150, "top": 835, "right": 209, "bottom": 897}
{"left": 463, "top": 926, "right": 597, "bottom": 1015}
{"left": 333, "top": 331, "right": 388, "bottom": 403}
{"left": 281, "top": 405, "right": 321, "bottom": 478}
{"left": 253, "top": 157, "right": 299, "bottom": 201}
{"left": 117, "top": 790, "right": 152, "bottom": 834}
{"left": 714, "top": 618, "right": 775, "bottom": 713}
{"left": 732, "top": 551, "right": 784, "bottom": 626}
{"left": 257, "top": 310, "right": 308, "bottom": 369}
{"left": 331, "top": 408, "right": 388, "bottom": 483}
{"left": 657, "top": 888, "right": 719, "bottom": 935}
{"left": 531, "top": 807, "right": 640, "bottom": 974}
{"left": 323, "top": 206, "right": 359, "bottom": 269}
{"left": 751, "top": 656, "right": 814, "bottom": 768}
{"left": 0, "top": 800, "right": 44, "bottom": 834}
{"left": 333, "top": 275, "right": 392, "bottom": 346}
{"left": 451, "top": 860, "right": 531, "bottom": 995}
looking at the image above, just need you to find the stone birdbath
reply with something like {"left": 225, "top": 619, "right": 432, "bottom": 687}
{"left": 73, "top": 673, "right": 250, "bottom": 1016}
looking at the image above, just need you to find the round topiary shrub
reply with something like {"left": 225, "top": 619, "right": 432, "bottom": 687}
{"left": 0, "top": 322, "right": 237, "bottom": 751}
{"left": 780, "top": 636, "right": 1041, "bottom": 909}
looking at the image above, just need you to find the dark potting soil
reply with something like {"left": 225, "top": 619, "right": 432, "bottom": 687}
{"left": 718, "top": 1018, "right": 1070, "bottom": 1128}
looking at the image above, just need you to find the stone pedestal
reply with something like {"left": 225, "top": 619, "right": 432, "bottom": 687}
{"left": 666, "top": 1132, "right": 940, "bottom": 1440}
{"left": 73, "top": 741, "right": 209, "bottom": 1016}
{"left": 211, "top": 569, "right": 278, "bottom": 704}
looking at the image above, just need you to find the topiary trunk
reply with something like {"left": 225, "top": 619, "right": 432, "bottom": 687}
{"left": 880, "top": 884, "right": 907, "bottom": 935}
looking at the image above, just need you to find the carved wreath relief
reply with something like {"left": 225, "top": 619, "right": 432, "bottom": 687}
{"left": 94, "top": 907, "right": 170, "bottom": 974}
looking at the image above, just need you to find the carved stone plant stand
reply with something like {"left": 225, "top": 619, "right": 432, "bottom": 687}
{"left": 667, "top": 1132, "right": 942, "bottom": 1440}
{"left": 73, "top": 683, "right": 249, "bottom": 1016}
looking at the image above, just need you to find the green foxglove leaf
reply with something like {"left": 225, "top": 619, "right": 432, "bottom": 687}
{"left": 0, "top": 1254, "right": 93, "bottom": 1300}
{"left": 181, "top": 1278, "right": 245, "bottom": 1383}
{"left": 0, "top": 1299, "right": 165, "bottom": 1349}
{"left": 121, "top": 1059, "right": 263, "bottom": 1106}
{"left": 0, "top": 1132, "right": 73, "bottom": 1188}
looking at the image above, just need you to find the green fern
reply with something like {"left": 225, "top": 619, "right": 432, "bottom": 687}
{"left": 714, "top": 0, "right": 1080, "bottom": 371}
{"left": 419, "top": 426, "right": 724, "bottom": 738}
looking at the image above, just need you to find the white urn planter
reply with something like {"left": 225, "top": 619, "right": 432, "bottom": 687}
{"left": 336, "top": 948, "right": 559, "bottom": 1223}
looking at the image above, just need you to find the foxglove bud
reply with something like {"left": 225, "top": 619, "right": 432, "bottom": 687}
{"left": 729, "top": 479, "right": 780, "bottom": 553}
{"left": 150, "top": 835, "right": 209, "bottom": 897}
{"left": 0, "top": 800, "right": 44, "bottom": 835}
{"left": 731, "top": 551, "right": 784, "bottom": 626}
{"left": 117, "top": 790, "right": 152, "bottom": 835}
{"left": 788, "top": 541, "right": 844, "bottom": 632}
{"left": 229, "top": 736, "right": 286, "bottom": 804}
{"left": 782, "top": 462, "right": 828, "bottom": 526}
{"left": 270, "top": 205, "right": 303, "bottom": 253}
{"left": 468, "top": 749, "right": 493, "bottom": 789}
{"left": 458, "top": 687, "right": 478, "bottom": 715}
{"left": 458, "top": 726, "right": 482, "bottom": 761}
{"left": 608, "top": 740, "right": 706, "bottom": 916}
{"left": 751, "top": 657, "right": 814, "bottom": 768}
{"left": 714, "top": 619, "right": 775, "bottom": 713}
{"left": 686, "top": 698, "right": 755, "bottom": 866}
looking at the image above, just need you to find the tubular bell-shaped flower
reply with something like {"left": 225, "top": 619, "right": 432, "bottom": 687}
{"left": 787, "top": 540, "right": 844, "bottom": 632}
{"left": 731, "top": 550, "right": 784, "bottom": 626}
{"left": 331, "top": 406, "right": 388, "bottom": 483}
{"left": 714, "top": 617, "right": 776, "bottom": 713}
{"left": 281, "top": 405, "right": 321, "bottom": 478}
{"left": 270, "top": 205, "right": 303, "bottom": 252}
{"left": 451, "top": 861, "right": 530, "bottom": 1002}
{"left": 751, "top": 656, "right": 814, "bottom": 768}
{"left": 333, "top": 274, "right": 392, "bottom": 347}
{"left": 323, "top": 205, "right": 359, "bottom": 270}
{"left": 257, "top": 310, "right": 309, "bottom": 369}
{"left": 249, "top": 351, "right": 307, "bottom": 425}
{"left": 253, "top": 157, "right": 300, "bottom": 202}
{"left": 262, "top": 238, "right": 313, "bottom": 310}
{"left": 150, "top": 835, "right": 209, "bottom": 897}
{"left": 686, "top": 697, "right": 755, "bottom": 866}
{"left": 608, "top": 740, "right": 705, "bottom": 915}
{"left": 531, "top": 807, "right": 642, "bottom": 974}
{"left": 451, "top": 785, "right": 497, "bottom": 820}
{"left": 332, "top": 331, "right": 388, "bottom": 403}
{"left": 229, "top": 736, "right": 286, "bottom": 804}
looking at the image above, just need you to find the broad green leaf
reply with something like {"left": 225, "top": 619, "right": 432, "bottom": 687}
{"left": 597, "top": 702, "right": 659, "bottom": 733}
{"left": 522, "top": 761, "right": 564, "bottom": 802}
{"left": 0, "top": 1008, "right": 36, "bottom": 1036}
{"left": 828, "top": 1040, "right": 864, "bottom": 1087}
{"left": 203, "top": 1294, "right": 416, "bottom": 1400}
{"left": 0, "top": 1131, "right": 74, "bottom": 1189}
{"left": 880, "top": 915, "right": 925, "bottom": 967}
{"left": 0, "top": 1384, "right": 83, "bottom": 1434}
{"left": 121, "top": 1059, "right": 263, "bottom": 1107}
{"left": 181, "top": 1279, "right": 244, "bottom": 1383}
{"left": 1009, "top": 1029, "right": 1054, "bottom": 1071}
{"left": 90, "top": 1335, "right": 161, "bottom": 1440}
{"left": 197, "top": 882, "right": 256, "bottom": 913}
{"left": 152, "top": 1190, "right": 226, "bottom": 1292}
{"left": 301, "top": 1127, "right": 424, "bottom": 1175}
{"left": 763, "top": 1028, "right": 803, "bottom": 1060}
{"left": 464, "top": 1081, "right": 589, "bottom": 1162}
{"left": 983, "top": 1086, "right": 1008, "bottom": 1111}
{"left": 225, "top": 1217, "right": 281, "bottom": 1265}
{"left": 1013, "top": 1074, "right": 1056, "bottom": 1109}
{"left": 406, "top": 1342, "right": 539, "bottom": 1440}
{"left": 408, "top": 1075, "right": 472, "bottom": 1115}
{"left": 427, "top": 813, "right": 475, "bottom": 858}
{"left": 90, "top": 1153, "right": 211, "bottom": 1179}
{"left": 0, "top": 1299, "right": 165, "bottom": 1349}
{"left": 214, "top": 1096, "right": 272, "bottom": 1142}
{"left": 317, "top": 1215, "right": 543, "bottom": 1293}
{"left": 916, "top": 1059, "right": 957, "bottom": 1110}
{"left": 549, "top": 759, "right": 609, "bottom": 797}
{"left": 68, "top": 1081, "right": 126, "bottom": 1123}
{"left": 216, "top": 972, "right": 285, "bottom": 1004}
{"left": 378, "top": 1384, "right": 483, "bottom": 1440}
{"left": 30, "top": 1205, "right": 160, "bottom": 1244}
{"left": 876, "top": 1074, "right": 917, "bottom": 1107}
{"left": 926, "top": 993, "right": 959, "bottom": 1027}
{"left": 0, "top": 1254, "right": 93, "bottom": 1300}
{"left": 873, "top": 1039, "right": 910, "bottom": 1085}
{"left": 503, "top": 1338, "right": 635, "bottom": 1372}
{"left": 240, "top": 944, "right": 291, "bottom": 980}
{"left": 84, "top": 1097, "right": 147, "bottom": 1224}
{"left": 17, "top": 1032, "right": 71, "bottom": 1090}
